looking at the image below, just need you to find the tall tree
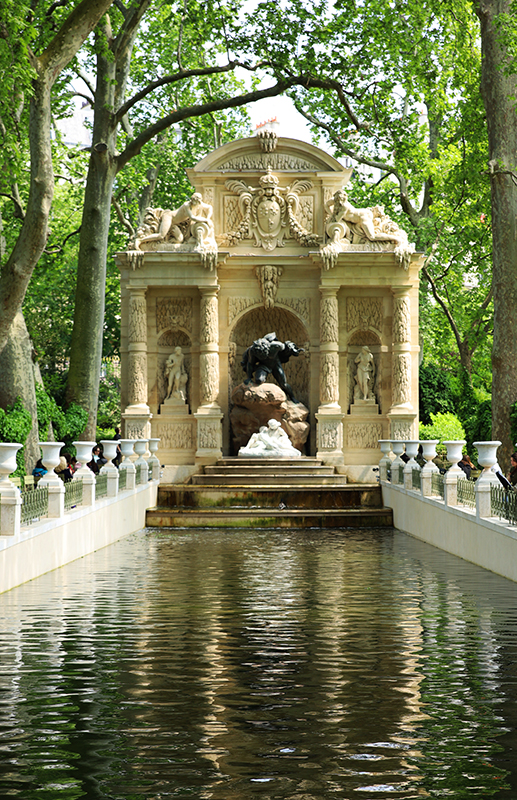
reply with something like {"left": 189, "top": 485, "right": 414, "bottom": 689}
{"left": 476, "top": 0, "right": 517, "bottom": 466}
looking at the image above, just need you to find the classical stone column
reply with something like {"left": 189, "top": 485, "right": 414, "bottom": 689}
{"left": 122, "top": 286, "right": 153, "bottom": 440}
{"left": 195, "top": 285, "right": 223, "bottom": 463}
{"left": 388, "top": 286, "right": 416, "bottom": 441}
{"left": 316, "top": 286, "right": 344, "bottom": 464}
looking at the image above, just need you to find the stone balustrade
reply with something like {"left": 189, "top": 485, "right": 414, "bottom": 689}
{"left": 0, "top": 439, "right": 161, "bottom": 537}
{"left": 379, "top": 438, "right": 505, "bottom": 521}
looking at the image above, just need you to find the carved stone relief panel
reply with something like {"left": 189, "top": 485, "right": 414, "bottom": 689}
{"left": 157, "top": 422, "right": 193, "bottom": 450}
{"left": 228, "top": 297, "right": 260, "bottom": 325}
{"left": 318, "top": 420, "right": 342, "bottom": 450}
{"left": 392, "top": 353, "right": 411, "bottom": 405}
{"left": 200, "top": 353, "right": 220, "bottom": 404}
{"left": 224, "top": 196, "right": 242, "bottom": 234}
{"left": 197, "top": 419, "right": 222, "bottom": 450}
{"left": 219, "top": 153, "right": 315, "bottom": 171}
{"left": 128, "top": 352, "right": 147, "bottom": 405}
{"left": 320, "top": 353, "right": 339, "bottom": 405}
{"left": 347, "top": 422, "right": 383, "bottom": 449}
{"left": 156, "top": 297, "right": 193, "bottom": 333}
{"left": 128, "top": 294, "right": 147, "bottom": 344}
{"left": 298, "top": 196, "right": 314, "bottom": 232}
{"left": 320, "top": 295, "right": 339, "bottom": 344}
{"left": 125, "top": 421, "right": 148, "bottom": 440}
{"left": 277, "top": 297, "right": 310, "bottom": 323}
{"left": 393, "top": 296, "right": 411, "bottom": 343}
{"left": 346, "top": 297, "right": 383, "bottom": 333}
{"left": 203, "top": 187, "right": 214, "bottom": 205}
{"left": 392, "top": 420, "right": 414, "bottom": 440}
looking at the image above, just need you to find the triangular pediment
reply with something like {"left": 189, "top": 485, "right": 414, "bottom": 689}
{"left": 192, "top": 136, "right": 346, "bottom": 174}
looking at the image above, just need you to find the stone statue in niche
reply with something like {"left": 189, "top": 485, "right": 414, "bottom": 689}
{"left": 321, "top": 189, "right": 415, "bottom": 270}
{"left": 241, "top": 332, "right": 304, "bottom": 403}
{"left": 131, "top": 192, "right": 217, "bottom": 269}
{"left": 238, "top": 418, "right": 301, "bottom": 458}
{"left": 223, "top": 167, "right": 319, "bottom": 249}
{"left": 354, "top": 346, "right": 376, "bottom": 403}
{"left": 164, "top": 347, "right": 188, "bottom": 403}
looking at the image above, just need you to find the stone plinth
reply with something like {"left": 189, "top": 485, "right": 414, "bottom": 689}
{"left": 230, "top": 383, "right": 309, "bottom": 454}
{"left": 350, "top": 400, "right": 379, "bottom": 416}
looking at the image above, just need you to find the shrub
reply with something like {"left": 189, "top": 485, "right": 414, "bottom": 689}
{"left": 419, "top": 412, "right": 466, "bottom": 443}
{"left": 419, "top": 364, "right": 455, "bottom": 425}
{"left": 0, "top": 398, "right": 33, "bottom": 477}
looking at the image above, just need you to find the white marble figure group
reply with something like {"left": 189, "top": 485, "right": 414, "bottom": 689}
{"left": 239, "top": 419, "right": 301, "bottom": 458}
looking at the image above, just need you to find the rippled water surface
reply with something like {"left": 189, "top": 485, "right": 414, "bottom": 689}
{"left": 1, "top": 528, "right": 517, "bottom": 799}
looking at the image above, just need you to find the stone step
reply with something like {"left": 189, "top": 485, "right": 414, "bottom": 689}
{"left": 203, "top": 464, "right": 336, "bottom": 476}
{"left": 146, "top": 506, "right": 393, "bottom": 529}
{"left": 191, "top": 474, "right": 348, "bottom": 486}
{"left": 157, "top": 485, "right": 382, "bottom": 510}
{"left": 216, "top": 457, "right": 324, "bottom": 467}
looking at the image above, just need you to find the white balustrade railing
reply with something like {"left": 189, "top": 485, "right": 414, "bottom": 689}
{"left": 0, "top": 438, "right": 160, "bottom": 537}
{"left": 380, "top": 438, "right": 505, "bottom": 522}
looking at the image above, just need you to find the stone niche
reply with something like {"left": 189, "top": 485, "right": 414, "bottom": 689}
{"left": 116, "top": 133, "right": 424, "bottom": 481}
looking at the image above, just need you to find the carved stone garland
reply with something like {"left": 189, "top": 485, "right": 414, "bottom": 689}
{"left": 255, "top": 264, "right": 282, "bottom": 309}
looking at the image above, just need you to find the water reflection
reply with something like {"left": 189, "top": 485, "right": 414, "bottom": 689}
{"left": 0, "top": 528, "right": 515, "bottom": 798}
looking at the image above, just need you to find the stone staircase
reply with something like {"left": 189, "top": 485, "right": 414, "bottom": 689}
{"left": 146, "top": 457, "right": 393, "bottom": 529}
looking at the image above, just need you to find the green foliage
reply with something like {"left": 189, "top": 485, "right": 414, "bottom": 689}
{"left": 0, "top": 397, "right": 33, "bottom": 476}
{"left": 35, "top": 383, "right": 88, "bottom": 445}
{"left": 97, "top": 358, "right": 121, "bottom": 438}
{"left": 419, "top": 412, "right": 466, "bottom": 443}
{"left": 419, "top": 364, "right": 455, "bottom": 425}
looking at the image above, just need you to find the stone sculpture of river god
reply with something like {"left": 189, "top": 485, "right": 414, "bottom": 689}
{"left": 230, "top": 382, "right": 309, "bottom": 454}
{"left": 241, "top": 331, "right": 304, "bottom": 403}
{"left": 238, "top": 418, "right": 301, "bottom": 458}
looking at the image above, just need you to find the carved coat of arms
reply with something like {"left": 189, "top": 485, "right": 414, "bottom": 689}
{"left": 223, "top": 167, "right": 319, "bottom": 250}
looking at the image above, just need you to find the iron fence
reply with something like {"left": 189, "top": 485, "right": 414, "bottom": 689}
{"left": 21, "top": 485, "right": 49, "bottom": 526}
{"left": 431, "top": 472, "right": 444, "bottom": 499}
{"left": 95, "top": 473, "right": 108, "bottom": 499}
{"left": 65, "top": 479, "right": 83, "bottom": 511}
{"left": 118, "top": 468, "right": 127, "bottom": 491}
{"left": 397, "top": 464, "right": 405, "bottom": 485}
{"left": 135, "top": 464, "right": 142, "bottom": 485}
{"left": 411, "top": 469, "right": 421, "bottom": 491}
{"left": 457, "top": 478, "right": 475, "bottom": 509}
{"left": 491, "top": 484, "right": 517, "bottom": 525}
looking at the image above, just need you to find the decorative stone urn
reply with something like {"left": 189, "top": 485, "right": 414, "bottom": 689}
{"left": 443, "top": 440, "right": 466, "bottom": 474}
{"left": 73, "top": 441, "right": 97, "bottom": 477}
{"left": 473, "top": 441, "right": 501, "bottom": 480}
{"left": 134, "top": 439, "right": 149, "bottom": 481}
{"left": 100, "top": 440, "right": 119, "bottom": 469}
{"left": 119, "top": 440, "right": 136, "bottom": 470}
{"left": 404, "top": 440, "right": 421, "bottom": 470}
{"left": 421, "top": 440, "right": 440, "bottom": 473}
{"left": 391, "top": 440, "right": 405, "bottom": 485}
{"left": 39, "top": 442, "right": 65, "bottom": 485}
{"left": 147, "top": 438, "right": 161, "bottom": 480}
{"left": 378, "top": 439, "right": 393, "bottom": 481}
{"left": 0, "top": 443, "right": 23, "bottom": 488}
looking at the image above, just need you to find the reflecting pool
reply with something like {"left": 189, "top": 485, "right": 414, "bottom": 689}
{"left": 0, "top": 527, "right": 517, "bottom": 799}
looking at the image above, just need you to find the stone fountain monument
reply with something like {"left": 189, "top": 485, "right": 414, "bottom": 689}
{"left": 116, "top": 132, "right": 423, "bottom": 482}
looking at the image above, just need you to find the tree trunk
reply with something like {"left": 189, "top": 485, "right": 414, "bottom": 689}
{"left": 0, "top": 312, "right": 40, "bottom": 473}
{"left": 477, "top": 0, "right": 517, "bottom": 469}
{"left": 64, "top": 46, "right": 118, "bottom": 438}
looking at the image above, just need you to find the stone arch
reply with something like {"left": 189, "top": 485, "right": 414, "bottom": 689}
{"left": 228, "top": 306, "right": 310, "bottom": 410}
{"left": 346, "top": 329, "right": 382, "bottom": 413}
{"left": 156, "top": 329, "right": 192, "bottom": 407}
